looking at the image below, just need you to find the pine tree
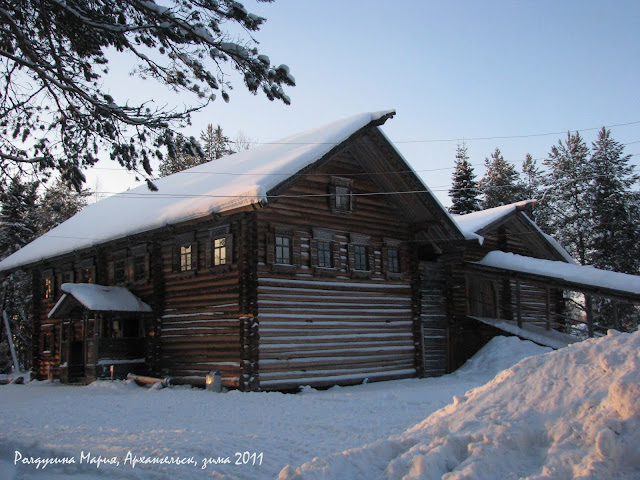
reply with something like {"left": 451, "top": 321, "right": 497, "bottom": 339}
{"left": 479, "top": 148, "right": 524, "bottom": 208}
{"left": 448, "top": 142, "right": 481, "bottom": 214}
{"left": 158, "top": 134, "right": 202, "bottom": 177}
{"left": 201, "top": 124, "right": 235, "bottom": 162}
{"left": 521, "top": 153, "right": 544, "bottom": 223}
{"left": 37, "top": 180, "right": 91, "bottom": 234}
{"left": 541, "top": 132, "right": 592, "bottom": 265}
{"left": 588, "top": 128, "right": 639, "bottom": 271}
{"left": 587, "top": 128, "right": 640, "bottom": 330}
{"left": 0, "top": 177, "right": 40, "bottom": 371}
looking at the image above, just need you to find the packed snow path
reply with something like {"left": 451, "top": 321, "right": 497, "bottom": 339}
{"left": 0, "top": 337, "right": 546, "bottom": 479}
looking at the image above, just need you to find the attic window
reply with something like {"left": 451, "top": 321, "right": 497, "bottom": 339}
{"left": 330, "top": 177, "right": 353, "bottom": 213}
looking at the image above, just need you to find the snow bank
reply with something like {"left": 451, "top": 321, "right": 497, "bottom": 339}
{"left": 279, "top": 330, "right": 640, "bottom": 480}
{"left": 0, "top": 336, "right": 548, "bottom": 480}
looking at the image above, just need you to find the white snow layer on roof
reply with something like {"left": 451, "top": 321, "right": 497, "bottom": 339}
{"left": 476, "top": 251, "right": 640, "bottom": 296}
{"left": 0, "top": 111, "right": 394, "bottom": 271}
{"left": 279, "top": 329, "right": 640, "bottom": 480}
{"left": 453, "top": 200, "right": 535, "bottom": 236}
{"left": 49, "top": 283, "right": 152, "bottom": 317}
{"left": 453, "top": 200, "right": 576, "bottom": 263}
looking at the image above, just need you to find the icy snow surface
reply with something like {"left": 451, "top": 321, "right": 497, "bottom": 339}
{"left": 0, "top": 336, "right": 547, "bottom": 479}
{"left": 476, "top": 251, "right": 640, "bottom": 296}
{"left": 48, "top": 283, "right": 152, "bottom": 317}
{"left": 279, "top": 330, "right": 640, "bottom": 480}
{"left": 0, "top": 111, "right": 394, "bottom": 272}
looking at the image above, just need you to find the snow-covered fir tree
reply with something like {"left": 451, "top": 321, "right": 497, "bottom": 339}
{"left": 448, "top": 143, "right": 481, "bottom": 214}
{"left": 521, "top": 153, "right": 544, "bottom": 223}
{"left": 588, "top": 127, "right": 640, "bottom": 273}
{"left": 541, "top": 132, "right": 592, "bottom": 265}
{"left": 0, "top": 178, "right": 40, "bottom": 372}
{"left": 586, "top": 128, "right": 640, "bottom": 330}
{"left": 158, "top": 133, "right": 203, "bottom": 177}
{"left": 37, "top": 180, "right": 91, "bottom": 234}
{"left": 479, "top": 148, "right": 524, "bottom": 208}
{"left": 201, "top": 124, "right": 235, "bottom": 162}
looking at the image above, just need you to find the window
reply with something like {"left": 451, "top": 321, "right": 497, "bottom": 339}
{"left": 330, "top": 176, "right": 353, "bottom": 213}
{"left": 44, "top": 278, "right": 53, "bottom": 299}
{"left": 317, "top": 240, "right": 332, "bottom": 268}
{"left": 180, "top": 244, "right": 193, "bottom": 272}
{"left": 133, "top": 254, "right": 147, "bottom": 281}
{"left": 114, "top": 257, "right": 127, "bottom": 283}
{"left": 275, "top": 235, "right": 291, "bottom": 264}
{"left": 387, "top": 248, "right": 400, "bottom": 273}
{"left": 354, "top": 245, "right": 368, "bottom": 271}
{"left": 335, "top": 186, "right": 350, "bottom": 209}
{"left": 213, "top": 237, "right": 226, "bottom": 266}
{"left": 77, "top": 259, "right": 95, "bottom": 283}
{"left": 61, "top": 271, "right": 74, "bottom": 284}
{"left": 42, "top": 328, "right": 53, "bottom": 353}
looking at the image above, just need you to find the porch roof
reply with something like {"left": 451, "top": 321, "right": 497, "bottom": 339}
{"left": 48, "top": 283, "right": 152, "bottom": 319}
{"left": 469, "top": 251, "right": 640, "bottom": 303}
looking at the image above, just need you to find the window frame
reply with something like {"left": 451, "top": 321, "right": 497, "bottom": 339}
{"left": 348, "top": 233, "right": 372, "bottom": 278}
{"left": 330, "top": 176, "right": 354, "bottom": 214}
{"left": 43, "top": 269, "right": 54, "bottom": 300}
{"left": 180, "top": 244, "right": 193, "bottom": 272}
{"left": 208, "top": 225, "right": 232, "bottom": 270}
{"left": 383, "top": 238, "right": 404, "bottom": 279}
{"left": 275, "top": 234, "right": 291, "bottom": 265}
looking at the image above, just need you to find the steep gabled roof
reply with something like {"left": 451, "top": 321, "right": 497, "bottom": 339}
{"left": 0, "top": 110, "right": 463, "bottom": 271}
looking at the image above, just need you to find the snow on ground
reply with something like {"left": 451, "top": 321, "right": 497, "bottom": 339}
{"left": 279, "top": 330, "right": 640, "bottom": 480}
{"left": 0, "top": 336, "right": 547, "bottom": 480}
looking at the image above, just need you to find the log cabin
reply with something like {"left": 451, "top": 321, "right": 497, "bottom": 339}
{"left": 2, "top": 111, "right": 639, "bottom": 390}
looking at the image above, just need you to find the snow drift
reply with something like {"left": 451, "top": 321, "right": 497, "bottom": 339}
{"left": 278, "top": 330, "right": 640, "bottom": 480}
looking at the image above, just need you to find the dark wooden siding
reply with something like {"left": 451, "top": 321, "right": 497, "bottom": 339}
{"left": 255, "top": 148, "right": 418, "bottom": 390}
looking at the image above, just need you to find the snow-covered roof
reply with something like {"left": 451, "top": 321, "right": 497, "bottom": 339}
{"left": 453, "top": 200, "right": 575, "bottom": 263}
{"left": 48, "top": 283, "right": 152, "bottom": 318}
{"left": 474, "top": 251, "right": 640, "bottom": 298}
{"left": 0, "top": 111, "right": 396, "bottom": 272}
{"left": 453, "top": 200, "right": 535, "bottom": 235}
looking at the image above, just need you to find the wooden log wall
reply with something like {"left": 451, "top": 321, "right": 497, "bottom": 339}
{"left": 158, "top": 219, "right": 244, "bottom": 388}
{"left": 254, "top": 149, "right": 419, "bottom": 390}
{"left": 419, "top": 261, "right": 449, "bottom": 376}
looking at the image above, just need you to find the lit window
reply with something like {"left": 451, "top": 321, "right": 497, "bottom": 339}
{"left": 275, "top": 236, "right": 290, "bottom": 264}
{"left": 180, "top": 245, "right": 192, "bottom": 272}
{"left": 317, "top": 240, "right": 332, "bottom": 268}
{"left": 354, "top": 245, "right": 368, "bottom": 271}
{"left": 214, "top": 237, "right": 226, "bottom": 266}
{"left": 387, "top": 248, "right": 400, "bottom": 273}
{"left": 44, "top": 278, "right": 53, "bottom": 299}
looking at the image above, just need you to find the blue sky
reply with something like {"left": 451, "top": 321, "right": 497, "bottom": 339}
{"left": 90, "top": 0, "right": 640, "bottom": 206}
